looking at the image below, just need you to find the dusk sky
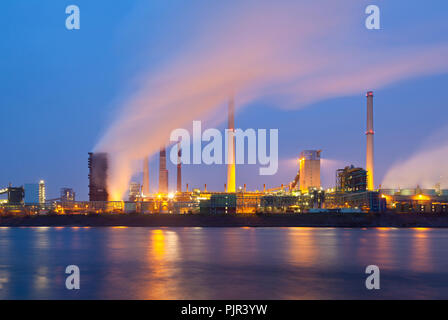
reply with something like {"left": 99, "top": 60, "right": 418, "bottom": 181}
{"left": 1, "top": 0, "right": 448, "bottom": 200}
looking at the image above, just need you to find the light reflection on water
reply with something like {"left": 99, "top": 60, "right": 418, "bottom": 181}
{"left": 0, "top": 227, "right": 447, "bottom": 299}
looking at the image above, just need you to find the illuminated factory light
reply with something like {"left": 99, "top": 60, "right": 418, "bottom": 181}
{"left": 413, "top": 194, "right": 430, "bottom": 201}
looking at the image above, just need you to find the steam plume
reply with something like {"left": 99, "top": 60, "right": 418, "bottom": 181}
{"left": 382, "top": 145, "right": 448, "bottom": 189}
{"left": 382, "top": 127, "right": 448, "bottom": 189}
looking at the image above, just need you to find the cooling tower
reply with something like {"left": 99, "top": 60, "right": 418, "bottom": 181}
{"left": 366, "top": 91, "right": 375, "bottom": 190}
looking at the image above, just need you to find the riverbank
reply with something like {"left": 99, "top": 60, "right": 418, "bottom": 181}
{"left": 1, "top": 212, "right": 448, "bottom": 227}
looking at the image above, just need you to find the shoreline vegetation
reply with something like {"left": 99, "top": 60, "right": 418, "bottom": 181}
{"left": 1, "top": 212, "right": 448, "bottom": 228}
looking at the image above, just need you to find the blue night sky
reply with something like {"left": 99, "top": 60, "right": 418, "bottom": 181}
{"left": 1, "top": 1, "right": 448, "bottom": 200}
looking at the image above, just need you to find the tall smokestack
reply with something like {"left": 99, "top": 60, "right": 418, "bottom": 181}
{"left": 142, "top": 156, "right": 150, "bottom": 196}
{"left": 159, "top": 147, "right": 168, "bottom": 194}
{"left": 227, "top": 97, "right": 236, "bottom": 192}
{"left": 177, "top": 142, "right": 182, "bottom": 193}
{"left": 366, "top": 91, "right": 375, "bottom": 190}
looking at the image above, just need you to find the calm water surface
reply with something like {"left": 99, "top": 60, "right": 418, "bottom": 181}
{"left": 0, "top": 227, "right": 447, "bottom": 299}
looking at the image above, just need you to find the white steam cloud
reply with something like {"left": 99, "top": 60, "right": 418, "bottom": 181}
{"left": 382, "top": 145, "right": 448, "bottom": 189}
{"left": 382, "top": 127, "right": 448, "bottom": 189}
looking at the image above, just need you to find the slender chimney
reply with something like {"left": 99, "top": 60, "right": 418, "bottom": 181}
{"left": 159, "top": 147, "right": 168, "bottom": 194}
{"left": 177, "top": 142, "right": 182, "bottom": 193}
{"left": 366, "top": 91, "right": 375, "bottom": 190}
{"left": 227, "top": 97, "right": 236, "bottom": 192}
{"left": 142, "top": 156, "right": 150, "bottom": 196}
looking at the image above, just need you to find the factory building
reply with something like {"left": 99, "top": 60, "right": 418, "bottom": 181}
{"left": 60, "top": 188, "right": 75, "bottom": 202}
{"left": 325, "top": 190, "right": 382, "bottom": 212}
{"left": 299, "top": 150, "right": 321, "bottom": 191}
{"left": 200, "top": 194, "right": 237, "bottom": 214}
{"left": 324, "top": 165, "right": 382, "bottom": 212}
{"left": 129, "top": 182, "right": 141, "bottom": 202}
{"left": 88, "top": 152, "right": 109, "bottom": 201}
{"left": 0, "top": 186, "right": 24, "bottom": 205}
{"left": 336, "top": 165, "right": 367, "bottom": 193}
{"left": 24, "top": 181, "right": 45, "bottom": 204}
{"left": 380, "top": 187, "right": 448, "bottom": 213}
{"left": 39, "top": 180, "right": 46, "bottom": 204}
{"left": 24, "top": 183, "right": 39, "bottom": 204}
{"left": 9, "top": 187, "right": 24, "bottom": 204}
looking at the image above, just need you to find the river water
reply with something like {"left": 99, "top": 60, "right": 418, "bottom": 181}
{"left": 0, "top": 227, "right": 447, "bottom": 299}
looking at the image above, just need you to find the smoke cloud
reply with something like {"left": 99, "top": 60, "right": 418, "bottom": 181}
{"left": 382, "top": 127, "right": 448, "bottom": 189}
{"left": 95, "top": 0, "right": 448, "bottom": 199}
{"left": 382, "top": 145, "right": 448, "bottom": 189}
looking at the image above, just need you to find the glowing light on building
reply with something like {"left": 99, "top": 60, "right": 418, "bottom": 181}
{"left": 227, "top": 97, "right": 236, "bottom": 193}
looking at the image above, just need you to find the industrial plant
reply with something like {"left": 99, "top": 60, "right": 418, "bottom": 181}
{"left": 1, "top": 91, "right": 448, "bottom": 216}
